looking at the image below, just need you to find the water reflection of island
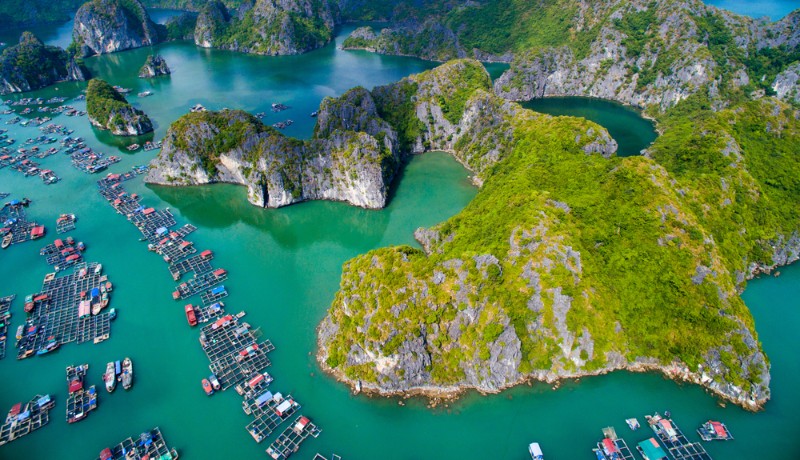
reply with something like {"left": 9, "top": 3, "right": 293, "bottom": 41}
{"left": 148, "top": 152, "right": 477, "bottom": 252}
{"left": 149, "top": 182, "right": 393, "bottom": 251}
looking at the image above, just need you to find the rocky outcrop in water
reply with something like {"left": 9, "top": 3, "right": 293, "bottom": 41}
{"left": 145, "top": 88, "right": 400, "bottom": 208}
{"left": 86, "top": 78, "right": 153, "bottom": 136}
{"left": 192, "top": 0, "right": 338, "bottom": 55}
{"left": 72, "top": 0, "right": 164, "bottom": 57}
{"left": 138, "top": 54, "right": 171, "bottom": 78}
{"left": 0, "top": 32, "right": 89, "bottom": 95}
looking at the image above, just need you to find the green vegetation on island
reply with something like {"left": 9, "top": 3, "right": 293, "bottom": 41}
{"left": 314, "top": 59, "right": 800, "bottom": 410}
{"left": 86, "top": 78, "right": 153, "bottom": 135}
{"left": 0, "top": 32, "right": 88, "bottom": 95}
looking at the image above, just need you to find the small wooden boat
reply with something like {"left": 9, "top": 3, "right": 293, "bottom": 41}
{"left": 121, "top": 357, "right": 133, "bottom": 390}
{"left": 202, "top": 378, "right": 214, "bottom": 395}
{"left": 2, "top": 232, "right": 13, "bottom": 249}
{"left": 185, "top": 304, "right": 197, "bottom": 326}
{"left": 104, "top": 362, "right": 116, "bottom": 393}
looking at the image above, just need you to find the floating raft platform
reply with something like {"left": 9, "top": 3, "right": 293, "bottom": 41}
{"left": 200, "top": 313, "right": 259, "bottom": 362}
{"left": 594, "top": 427, "right": 635, "bottom": 460}
{"left": 697, "top": 420, "right": 733, "bottom": 442}
{"left": 40, "top": 237, "right": 85, "bottom": 270}
{"left": 646, "top": 414, "right": 712, "bottom": 460}
{"left": 245, "top": 392, "right": 300, "bottom": 442}
{"left": 97, "top": 426, "right": 179, "bottom": 460}
{"left": 200, "top": 285, "right": 228, "bottom": 306}
{"left": 266, "top": 416, "right": 321, "bottom": 460}
{"left": 159, "top": 239, "right": 197, "bottom": 264}
{"left": 0, "top": 201, "right": 43, "bottom": 247}
{"left": 0, "top": 295, "right": 14, "bottom": 359}
{"left": 56, "top": 214, "right": 76, "bottom": 234}
{"left": 66, "top": 364, "right": 97, "bottom": 423}
{"left": 192, "top": 301, "right": 225, "bottom": 325}
{"left": 313, "top": 455, "right": 341, "bottom": 460}
{"left": 173, "top": 269, "right": 227, "bottom": 300}
{"left": 16, "top": 262, "right": 114, "bottom": 359}
{"left": 208, "top": 340, "right": 274, "bottom": 391}
{"left": 169, "top": 251, "right": 213, "bottom": 281}
{"left": 0, "top": 394, "right": 54, "bottom": 446}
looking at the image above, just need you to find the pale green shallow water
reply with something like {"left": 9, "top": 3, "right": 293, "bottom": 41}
{"left": 0, "top": 19, "right": 798, "bottom": 460}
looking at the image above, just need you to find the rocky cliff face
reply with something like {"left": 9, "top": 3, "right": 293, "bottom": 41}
{"left": 772, "top": 62, "right": 800, "bottom": 105}
{"left": 138, "top": 54, "right": 171, "bottom": 78}
{"left": 86, "top": 78, "right": 153, "bottom": 136}
{"left": 343, "top": 20, "right": 512, "bottom": 63}
{"left": 72, "top": 0, "right": 164, "bottom": 57}
{"left": 492, "top": 2, "right": 800, "bottom": 111}
{"left": 0, "top": 32, "right": 89, "bottom": 95}
{"left": 193, "top": 0, "right": 338, "bottom": 55}
{"left": 342, "top": 0, "right": 800, "bottom": 112}
{"left": 145, "top": 92, "right": 400, "bottom": 209}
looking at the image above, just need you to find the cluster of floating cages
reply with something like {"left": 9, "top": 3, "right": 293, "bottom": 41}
{"left": 0, "top": 394, "right": 55, "bottom": 446}
{"left": 95, "top": 174, "right": 323, "bottom": 458}
{"left": 266, "top": 416, "right": 322, "bottom": 460}
{"left": 70, "top": 147, "right": 120, "bottom": 174}
{"left": 595, "top": 413, "right": 720, "bottom": 460}
{"left": 16, "top": 262, "right": 115, "bottom": 359}
{"left": 0, "top": 295, "right": 13, "bottom": 359}
{"left": 55, "top": 213, "right": 77, "bottom": 234}
{"left": 1, "top": 199, "right": 45, "bottom": 248}
{"left": 97, "top": 426, "right": 179, "bottom": 460}
{"left": 66, "top": 363, "right": 97, "bottom": 423}
{"left": 39, "top": 235, "right": 86, "bottom": 270}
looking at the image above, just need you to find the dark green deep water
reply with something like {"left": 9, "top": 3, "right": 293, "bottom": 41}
{"left": 0, "top": 19, "right": 798, "bottom": 460}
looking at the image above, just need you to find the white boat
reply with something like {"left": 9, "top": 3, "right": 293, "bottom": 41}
{"left": 104, "top": 361, "right": 117, "bottom": 393}
{"left": 529, "top": 442, "right": 544, "bottom": 460}
{"left": 121, "top": 357, "right": 133, "bottom": 390}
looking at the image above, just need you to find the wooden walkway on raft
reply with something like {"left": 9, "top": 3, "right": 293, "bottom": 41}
{"left": 245, "top": 393, "right": 301, "bottom": 443}
{"left": 66, "top": 364, "right": 97, "bottom": 423}
{"left": 96, "top": 426, "right": 179, "bottom": 460}
{"left": 0, "top": 295, "right": 14, "bottom": 359}
{"left": 173, "top": 269, "right": 227, "bottom": 300}
{"left": 647, "top": 414, "right": 712, "bottom": 460}
{"left": 265, "top": 416, "right": 321, "bottom": 460}
{"left": 169, "top": 252, "right": 213, "bottom": 281}
{"left": 0, "top": 202, "right": 43, "bottom": 247}
{"left": 55, "top": 214, "right": 76, "bottom": 234}
{"left": 16, "top": 262, "right": 114, "bottom": 359}
{"left": 0, "top": 394, "right": 54, "bottom": 446}
{"left": 594, "top": 426, "right": 635, "bottom": 460}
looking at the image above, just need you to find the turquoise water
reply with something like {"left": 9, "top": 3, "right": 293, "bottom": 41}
{"left": 522, "top": 97, "right": 657, "bottom": 156}
{"left": 704, "top": 0, "right": 798, "bottom": 20}
{"left": 0, "top": 16, "right": 798, "bottom": 460}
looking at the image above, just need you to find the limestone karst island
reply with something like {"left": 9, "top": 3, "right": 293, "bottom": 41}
{"left": 0, "top": 0, "right": 798, "bottom": 458}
